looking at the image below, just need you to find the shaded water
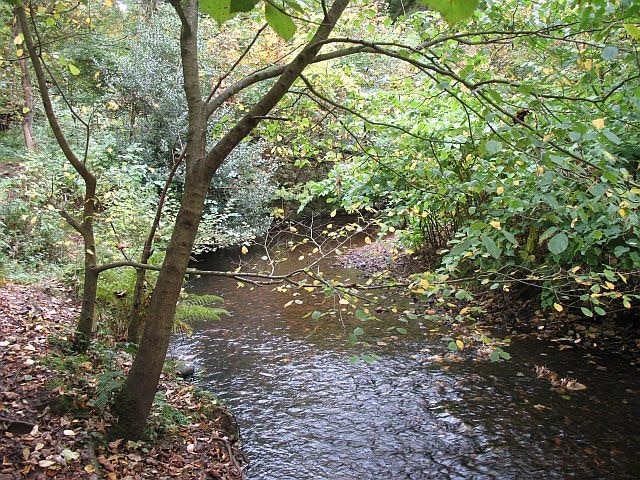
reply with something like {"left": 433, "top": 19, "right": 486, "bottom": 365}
{"left": 172, "top": 245, "right": 640, "bottom": 479}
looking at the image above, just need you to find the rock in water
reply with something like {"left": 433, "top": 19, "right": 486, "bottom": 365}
{"left": 176, "top": 361, "right": 195, "bottom": 379}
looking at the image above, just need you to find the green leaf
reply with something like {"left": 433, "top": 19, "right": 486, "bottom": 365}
{"left": 284, "top": 0, "right": 305, "bottom": 13}
{"left": 594, "top": 306, "right": 606, "bottom": 316}
{"left": 502, "top": 230, "right": 518, "bottom": 246}
{"left": 230, "top": 0, "right": 259, "bottom": 13}
{"left": 547, "top": 232, "right": 569, "bottom": 255}
{"left": 581, "top": 306, "right": 593, "bottom": 317}
{"left": 362, "top": 354, "right": 379, "bottom": 364}
{"left": 311, "top": 310, "right": 322, "bottom": 320}
{"left": 353, "top": 326, "right": 364, "bottom": 336}
{"left": 539, "top": 226, "right": 558, "bottom": 243}
{"left": 265, "top": 2, "right": 296, "bottom": 41}
{"left": 499, "top": 351, "right": 511, "bottom": 360}
{"left": 485, "top": 140, "right": 503, "bottom": 155}
{"left": 421, "top": 0, "right": 479, "bottom": 24}
{"left": 624, "top": 23, "right": 640, "bottom": 41}
{"left": 481, "top": 233, "right": 501, "bottom": 259}
{"left": 601, "top": 46, "right": 619, "bottom": 61}
{"left": 200, "top": 0, "right": 232, "bottom": 25}
{"left": 603, "top": 129, "right": 622, "bottom": 145}
{"left": 68, "top": 63, "right": 80, "bottom": 76}
{"left": 396, "top": 327, "right": 408, "bottom": 334}
{"left": 448, "top": 341, "right": 458, "bottom": 351}
{"left": 489, "top": 350, "right": 500, "bottom": 362}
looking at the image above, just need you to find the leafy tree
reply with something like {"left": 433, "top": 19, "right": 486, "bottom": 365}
{"left": 1, "top": 0, "right": 527, "bottom": 439}
{"left": 304, "top": 0, "right": 640, "bottom": 312}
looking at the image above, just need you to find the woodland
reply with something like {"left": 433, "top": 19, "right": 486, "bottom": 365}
{"left": 1, "top": 0, "right": 639, "bottom": 477}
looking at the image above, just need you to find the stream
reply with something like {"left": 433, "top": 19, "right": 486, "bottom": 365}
{"left": 171, "top": 242, "right": 640, "bottom": 479}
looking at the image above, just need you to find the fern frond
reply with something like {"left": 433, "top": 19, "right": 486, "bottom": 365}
{"left": 91, "top": 370, "right": 124, "bottom": 411}
{"left": 173, "top": 293, "right": 228, "bottom": 329}
{"left": 175, "top": 305, "right": 228, "bottom": 323}
{"left": 178, "top": 294, "right": 224, "bottom": 307}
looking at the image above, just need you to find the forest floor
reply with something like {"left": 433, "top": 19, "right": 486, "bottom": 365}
{"left": 0, "top": 281, "right": 244, "bottom": 480}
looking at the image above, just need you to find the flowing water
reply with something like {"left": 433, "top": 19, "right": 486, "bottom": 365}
{"left": 171, "top": 244, "right": 640, "bottom": 479}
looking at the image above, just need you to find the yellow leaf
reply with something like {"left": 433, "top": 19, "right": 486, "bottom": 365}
{"left": 536, "top": 165, "right": 545, "bottom": 175}
{"left": 419, "top": 278, "right": 430, "bottom": 289}
{"left": 459, "top": 307, "right": 470, "bottom": 315}
{"left": 298, "top": 255, "right": 305, "bottom": 261}
{"left": 496, "top": 186, "right": 504, "bottom": 194}
{"left": 364, "top": 236, "right": 372, "bottom": 244}
{"left": 283, "top": 300, "right": 294, "bottom": 308}
{"left": 592, "top": 118, "right": 605, "bottom": 129}
{"left": 618, "top": 208, "right": 626, "bottom": 217}
{"left": 241, "top": 246, "right": 248, "bottom": 254}
{"left": 13, "top": 34, "right": 24, "bottom": 45}
{"left": 543, "top": 134, "right": 554, "bottom": 142}
{"left": 304, "top": 287, "right": 315, "bottom": 293}
{"left": 289, "top": 225, "right": 298, "bottom": 232}
{"left": 236, "top": 281, "right": 244, "bottom": 288}
{"left": 22, "top": 107, "right": 30, "bottom": 114}
{"left": 338, "top": 298, "right": 349, "bottom": 305}
{"left": 489, "top": 220, "right": 502, "bottom": 230}
{"left": 84, "top": 465, "right": 95, "bottom": 474}
{"left": 330, "top": 209, "right": 337, "bottom": 218}
{"left": 456, "top": 339, "right": 464, "bottom": 350}
{"left": 16, "top": 48, "right": 23, "bottom": 57}
{"left": 553, "top": 302, "right": 563, "bottom": 312}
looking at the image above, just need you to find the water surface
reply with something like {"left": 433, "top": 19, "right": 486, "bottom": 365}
{"left": 171, "top": 246, "right": 640, "bottom": 479}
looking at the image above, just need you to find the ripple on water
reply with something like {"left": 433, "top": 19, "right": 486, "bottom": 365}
{"left": 170, "top": 249, "right": 640, "bottom": 479}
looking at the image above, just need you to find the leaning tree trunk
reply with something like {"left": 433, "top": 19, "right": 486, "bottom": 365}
{"left": 113, "top": 172, "right": 209, "bottom": 437}
{"left": 113, "top": 0, "right": 350, "bottom": 440}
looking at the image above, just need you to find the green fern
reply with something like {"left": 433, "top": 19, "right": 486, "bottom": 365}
{"left": 91, "top": 370, "right": 124, "bottom": 412}
{"left": 173, "top": 294, "right": 228, "bottom": 334}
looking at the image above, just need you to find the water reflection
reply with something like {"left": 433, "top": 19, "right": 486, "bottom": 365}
{"left": 170, "top": 248, "right": 640, "bottom": 479}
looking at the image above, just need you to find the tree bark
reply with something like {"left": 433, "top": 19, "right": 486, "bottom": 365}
{"left": 12, "top": 20, "right": 36, "bottom": 150}
{"left": 113, "top": 173, "right": 209, "bottom": 438}
{"left": 16, "top": 5, "right": 98, "bottom": 352}
{"left": 113, "top": 0, "right": 351, "bottom": 439}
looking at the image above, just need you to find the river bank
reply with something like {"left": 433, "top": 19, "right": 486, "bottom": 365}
{"left": 337, "top": 238, "right": 640, "bottom": 364}
{"left": 0, "top": 281, "right": 244, "bottom": 479}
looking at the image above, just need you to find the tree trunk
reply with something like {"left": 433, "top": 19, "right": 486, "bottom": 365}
{"left": 113, "top": 0, "right": 350, "bottom": 440}
{"left": 113, "top": 173, "right": 209, "bottom": 438}
{"left": 12, "top": 18, "right": 36, "bottom": 150}
{"left": 74, "top": 228, "right": 98, "bottom": 351}
{"left": 16, "top": 6, "right": 99, "bottom": 352}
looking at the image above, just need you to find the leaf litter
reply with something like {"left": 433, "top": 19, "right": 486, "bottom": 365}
{"left": 0, "top": 282, "right": 245, "bottom": 479}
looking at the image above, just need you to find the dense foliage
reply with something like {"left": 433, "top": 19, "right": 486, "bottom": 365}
{"left": 298, "top": 0, "right": 640, "bottom": 315}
